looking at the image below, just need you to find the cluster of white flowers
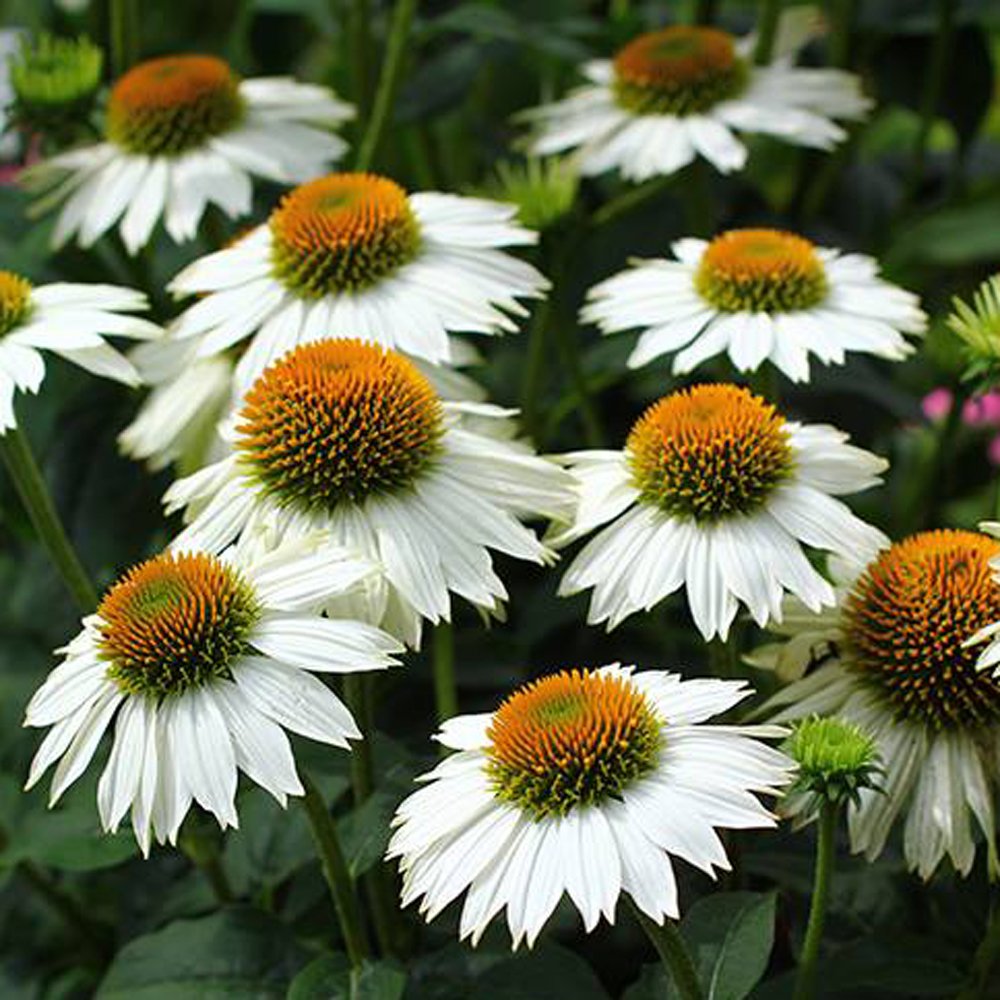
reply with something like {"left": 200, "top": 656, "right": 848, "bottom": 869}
{"left": 12, "top": 7, "right": 997, "bottom": 956}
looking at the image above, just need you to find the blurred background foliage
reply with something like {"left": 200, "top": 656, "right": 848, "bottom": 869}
{"left": 0, "top": 0, "right": 999, "bottom": 997}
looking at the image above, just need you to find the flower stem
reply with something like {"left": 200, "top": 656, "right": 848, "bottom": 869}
{"left": 592, "top": 176, "right": 673, "bottom": 229}
{"left": 354, "top": 0, "right": 418, "bottom": 172}
{"left": 693, "top": 0, "right": 718, "bottom": 25}
{"left": 340, "top": 674, "right": 405, "bottom": 958}
{"left": 753, "top": 0, "right": 783, "bottom": 65}
{"left": 903, "top": 0, "right": 954, "bottom": 203}
{"left": 432, "top": 621, "right": 458, "bottom": 722}
{"left": 108, "top": 0, "right": 139, "bottom": 78}
{"left": 629, "top": 900, "right": 704, "bottom": 1000}
{"left": 301, "top": 773, "right": 370, "bottom": 969}
{"left": 0, "top": 425, "right": 97, "bottom": 611}
{"left": 828, "top": 0, "right": 857, "bottom": 69}
{"left": 348, "top": 0, "right": 373, "bottom": 117}
{"left": 793, "top": 801, "right": 838, "bottom": 1000}
{"left": 179, "top": 827, "right": 234, "bottom": 904}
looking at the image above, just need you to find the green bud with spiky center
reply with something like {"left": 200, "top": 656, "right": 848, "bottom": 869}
{"left": 479, "top": 158, "right": 578, "bottom": 232}
{"left": 8, "top": 33, "right": 103, "bottom": 137}
{"left": 948, "top": 274, "right": 1000, "bottom": 389}
{"left": 783, "top": 716, "right": 881, "bottom": 822}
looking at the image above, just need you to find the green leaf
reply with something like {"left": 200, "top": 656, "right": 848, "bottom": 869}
{"left": 468, "top": 943, "right": 610, "bottom": 999}
{"left": 96, "top": 907, "right": 309, "bottom": 999}
{"left": 626, "top": 893, "right": 776, "bottom": 1000}
{"left": 288, "top": 954, "right": 407, "bottom": 1000}
{"left": 0, "top": 776, "right": 137, "bottom": 873}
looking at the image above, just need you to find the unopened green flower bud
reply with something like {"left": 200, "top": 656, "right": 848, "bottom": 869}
{"left": 783, "top": 716, "right": 881, "bottom": 824}
{"left": 480, "top": 157, "right": 578, "bottom": 232}
{"left": 9, "top": 33, "right": 103, "bottom": 137}
{"left": 947, "top": 275, "right": 1000, "bottom": 387}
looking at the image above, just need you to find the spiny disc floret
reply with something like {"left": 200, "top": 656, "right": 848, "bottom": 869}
{"left": 843, "top": 530, "right": 1000, "bottom": 729}
{"left": 695, "top": 229, "right": 829, "bottom": 313}
{"left": 270, "top": 174, "right": 422, "bottom": 298}
{"left": 485, "top": 669, "right": 662, "bottom": 819}
{"left": 237, "top": 339, "right": 444, "bottom": 511}
{"left": 628, "top": 384, "right": 794, "bottom": 521}
{"left": 0, "top": 271, "right": 33, "bottom": 336}
{"left": 612, "top": 26, "right": 748, "bottom": 116}
{"left": 98, "top": 552, "right": 260, "bottom": 698}
{"left": 106, "top": 55, "right": 244, "bottom": 156}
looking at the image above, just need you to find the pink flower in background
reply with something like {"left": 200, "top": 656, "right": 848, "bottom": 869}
{"left": 921, "top": 387, "right": 1000, "bottom": 466}
{"left": 921, "top": 387, "right": 953, "bottom": 422}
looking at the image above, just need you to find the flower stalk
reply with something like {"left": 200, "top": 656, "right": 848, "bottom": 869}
{"left": 793, "top": 801, "right": 838, "bottom": 1000}
{"left": 301, "top": 774, "right": 371, "bottom": 970}
{"left": 630, "top": 901, "right": 705, "bottom": 1000}
{"left": 109, "top": 0, "right": 140, "bottom": 78}
{"left": 753, "top": 0, "right": 783, "bottom": 65}
{"left": 354, "top": 0, "right": 418, "bottom": 171}
{"left": 0, "top": 425, "right": 97, "bottom": 611}
{"left": 433, "top": 621, "right": 458, "bottom": 723}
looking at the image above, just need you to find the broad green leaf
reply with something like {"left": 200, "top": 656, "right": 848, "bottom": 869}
{"left": 288, "top": 954, "right": 407, "bottom": 1000}
{"left": 626, "top": 893, "right": 776, "bottom": 1000}
{"left": 468, "top": 943, "right": 610, "bottom": 999}
{"left": 96, "top": 907, "right": 308, "bottom": 999}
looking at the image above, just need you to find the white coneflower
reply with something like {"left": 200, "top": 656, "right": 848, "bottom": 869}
{"left": 583, "top": 229, "right": 926, "bottom": 381}
{"left": 22, "top": 54, "right": 353, "bottom": 253}
{"left": 164, "top": 172, "right": 548, "bottom": 377}
{"left": 552, "top": 383, "right": 888, "bottom": 640}
{"left": 24, "top": 532, "right": 401, "bottom": 854}
{"left": 118, "top": 333, "right": 495, "bottom": 474}
{"left": 163, "top": 339, "right": 572, "bottom": 647}
{"left": 389, "top": 664, "right": 793, "bottom": 947}
{"left": 523, "top": 19, "right": 869, "bottom": 182}
{"left": 0, "top": 271, "right": 160, "bottom": 431}
{"left": 764, "top": 529, "right": 1000, "bottom": 880}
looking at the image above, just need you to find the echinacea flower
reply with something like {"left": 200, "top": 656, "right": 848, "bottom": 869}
{"left": 761, "top": 529, "right": 1000, "bottom": 879}
{"left": 163, "top": 339, "right": 572, "bottom": 647}
{"left": 0, "top": 271, "right": 160, "bottom": 431}
{"left": 164, "top": 171, "right": 548, "bottom": 378}
{"left": 118, "top": 332, "right": 494, "bottom": 474}
{"left": 522, "top": 17, "right": 870, "bottom": 183}
{"left": 551, "top": 383, "right": 887, "bottom": 640}
{"left": 22, "top": 54, "right": 353, "bottom": 253}
{"left": 388, "top": 664, "right": 793, "bottom": 947}
{"left": 583, "top": 229, "right": 926, "bottom": 381}
{"left": 23, "top": 532, "right": 401, "bottom": 854}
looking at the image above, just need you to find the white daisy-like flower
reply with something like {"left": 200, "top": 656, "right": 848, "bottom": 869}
{"left": 388, "top": 664, "right": 793, "bottom": 947}
{"left": 164, "top": 171, "right": 548, "bottom": 375}
{"left": 761, "top": 529, "right": 1000, "bottom": 880}
{"left": 118, "top": 332, "right": 494, "bottom": 474}
{"left": 22, "top": 54, "right": 353, "bottom": 254}
{"left": 23, "top": 531, "right": 402, "bottom": 855}
{"left": 551, "top": 383, "right": 888, "bottom": 640}
{"left": 523, "top": 19, "right": 870, "bottom": 182}
{"left": 163, "top": 338, "right": 573, "bottom": 648}
{"left": 0, "top": 271, "right": 160, "bottom": 432}
{"left": 583, "top": 229, "right": 927, "bottom": 382}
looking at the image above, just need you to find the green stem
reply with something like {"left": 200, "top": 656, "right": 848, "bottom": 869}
{"left": 432, "top": 621, "right": 458, "bottom": 722}
{"left": 348, "top": 0, "right": 373, "bottom": 117}
{"left": 827, "top": 0, "right": 857, "bottom": 68}
{"left": 903, "top": 0, "right": 954, "bottom": 202}
{"left": 108, "top": 0, "right": 139, "bottom": 78}
{"left": 592, "top": 176, "right": 673, "bottom": 229}
{"left": 683, "top": 161, "right": 714, "bottom": 237}
{"left": 793, "top": 802, "right": 838, "bottom": 1000}
{"left": 354, "top": 0, "right": 418, "bottom": 171}
{"left": 0, "top": 425, "right": 97, "bottom": 611}
{"left": 18, "top": 859, "right": 112, "bottom": 961}
{"left": 300, "top": 774, "right": 370, "bottom": 970}
{"left": 340, "top": 674, "right": 403, "bottom": 958}
{"left": 520, "top": 285, "right": 554, "bottom": 443}
{"left": 753, "top": 0, "right": 783, "bottom": 65}
{"left": 693, "top": 0, "right": 718, "bottom": 25}
{"left": 630, "top": 901, "right": 704, "bottom": 1000}
{"left": 179, "top": 830, "right": 234, "bottom": 904}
